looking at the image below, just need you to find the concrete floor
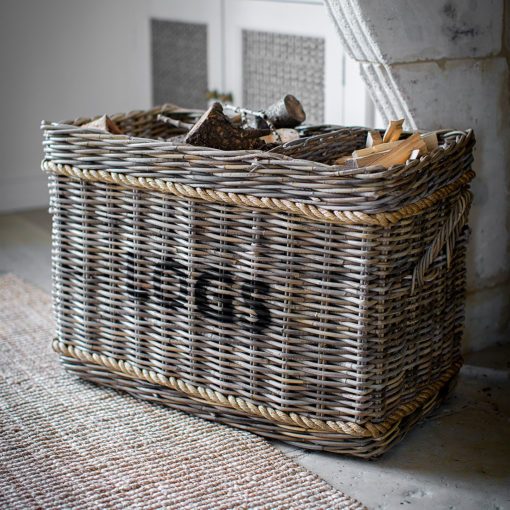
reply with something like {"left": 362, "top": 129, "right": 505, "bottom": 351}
{"left": 1, "top": 208, "right": 509, "bottom": 510}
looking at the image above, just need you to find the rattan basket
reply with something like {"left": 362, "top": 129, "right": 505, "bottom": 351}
{"left": 41, "top": 104, "right": 475, "bottom": 458}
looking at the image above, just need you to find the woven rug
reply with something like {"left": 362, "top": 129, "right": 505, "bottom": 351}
{"left": 0, "top": 274, "right": 364, "bottom": 510}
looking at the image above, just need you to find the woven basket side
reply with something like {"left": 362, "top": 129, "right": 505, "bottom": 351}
{"left": 44, "top": 109, "right": 474, "bottom": 447}
{"left": 48, "top": 171, "right": 469, "bottom": 425}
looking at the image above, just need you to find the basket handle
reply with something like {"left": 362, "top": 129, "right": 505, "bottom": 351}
{"left": 411, "top": 189, "right": 472, "bottom": 294}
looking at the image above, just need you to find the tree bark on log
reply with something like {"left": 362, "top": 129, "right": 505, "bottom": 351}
{"left": 185, "top": 102, "right": 268, "bottom": 150}
{"left": 226, "top": 95, "right": 306, "bottom": 131}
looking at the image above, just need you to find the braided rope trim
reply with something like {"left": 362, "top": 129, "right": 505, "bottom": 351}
{"left": 42, "top": 160, "right": 475, "bottom": 227}
{"left": 54, "top": 339, "right": 462, "bottom": 439}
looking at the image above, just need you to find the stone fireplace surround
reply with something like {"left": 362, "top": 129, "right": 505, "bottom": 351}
{"left": 325, "top": 0, "right": 510, "bottom": 352}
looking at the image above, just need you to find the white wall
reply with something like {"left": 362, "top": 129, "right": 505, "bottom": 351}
{"left": 0, "top": 0, "right": 378, "bottom": 213}
{"left": 0, "top": 0, "right": 151, "bottom": 212}
{"left": 1, "top": 0, "right": 380, "bottom": 213}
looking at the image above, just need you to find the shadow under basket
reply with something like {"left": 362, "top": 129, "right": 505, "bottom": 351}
{"left": 42, "top": 104, "right": 475, "bottom": 458}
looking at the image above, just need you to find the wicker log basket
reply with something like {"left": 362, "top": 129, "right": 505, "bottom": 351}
{"left": 41, "top": 104, "right": 475, "bottom": 458}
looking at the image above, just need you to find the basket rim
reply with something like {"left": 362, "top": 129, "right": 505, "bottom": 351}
{"left": 42, "top": 159, "right": 474, "bottom": 227}
{"left": 40, "top": 105, "right": 474, "bottom": 173}
{"left": 41, "top": 105, "right": 475, "bottom": 223}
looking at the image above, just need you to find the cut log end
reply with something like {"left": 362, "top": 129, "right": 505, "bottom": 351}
{"left": 283, "top": 95, "right": 306, "bottom": 124}
{"left": 82, "top": 115, "right": 122, "bottom": 134}
{"left": 366, "top": 130, "right": 383, "bottom": 147}
{"left": 262, "top": 95, "right": 306, "bottom": 129}
{"left": 382, "top": 119, "right": 404, "bottom": 144}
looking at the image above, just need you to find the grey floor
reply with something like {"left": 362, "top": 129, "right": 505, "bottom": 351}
{"left": 1, "top": 208, "right": 509, "bottom": 510}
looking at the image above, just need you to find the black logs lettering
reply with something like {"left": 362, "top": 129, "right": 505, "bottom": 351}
{"left": 240, "top": 280, "right": 271, "bottom": 334}
{"left": 124, "top": 253, "right": 272, "bottom": 331}
{"left": 125, "top": 251, "right": 149, "bottom": 301}
{"left": 195, "top": 270, "right": 234, "bottom": 324}
{"left": 153, "top": 261, "right": 187, "bottom": 311}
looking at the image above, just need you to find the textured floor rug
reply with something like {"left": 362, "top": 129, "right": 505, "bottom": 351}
{"left": 0, "top": 274, "right": 364, "bottom": 510}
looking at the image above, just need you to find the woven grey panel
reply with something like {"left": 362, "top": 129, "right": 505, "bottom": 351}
{"left": 151, "top": 19, "right": 208, "bottom": 109}
{"left": 242, "top": 31, "right": 325, "bottom": 124}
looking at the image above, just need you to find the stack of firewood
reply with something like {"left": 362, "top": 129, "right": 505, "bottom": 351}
{"left": 335, "top": 119, "right": 439, "bottom": 168}
{"left": 79, "top": 96, "right": 307, "bottom": 151}
{"left": 159, "top": 95, "right": 306, "bottom": 151}
{"left": 81, "top": 107, "right": 440, "bottom": 171}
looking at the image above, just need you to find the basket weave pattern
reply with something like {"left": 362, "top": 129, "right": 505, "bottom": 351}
{"left": 42, "top": 105, "right": 475, "bottom": 457}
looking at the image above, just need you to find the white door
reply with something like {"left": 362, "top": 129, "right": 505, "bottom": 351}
{"left": 148, "top": 0, "right": 223, "bottom": 108}
{"left": 148, "top": 0, "right": 377, "bottom": 125}
{"left": 223, "top": 0, "right": 374, "bottom": 126}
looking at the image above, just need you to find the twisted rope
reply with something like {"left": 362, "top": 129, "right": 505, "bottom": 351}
{"left": 42, "top": 161, "right": 474, "bottom": 227}
{"left": 411, "top": 188, "right": 472, "bottom": 293}
{"left": 54, "top": 340, "right": 461, "bottom": 439}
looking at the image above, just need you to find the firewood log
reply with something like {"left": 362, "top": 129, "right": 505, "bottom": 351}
{"left": 82, "top": 115, "right": 122, "bottom": 134}
{"left": 335, "top": 133, "right": 428, "bottom": 168}
{"left": 227, "top": 95, "right": 306, "bottom": 130}
{"left": 368, "top": 133, "right": 426, "bottom": 167}
{"left": 421, "top": 131, "right": 439, "bottom": 151}
{"left": 261, "top": 128, "right": 300, "bottom": 144}
{"left": 185, "top": 102, "right": 268, "bottom": 150}
{"left": 262, "top": 95, "right": 306, "bottom": 129}
{"left": 366, "top": 130, "right": 383, "bottom": 147}
{"left": 382, "top": 119, "right": 404, "bottom": 143}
